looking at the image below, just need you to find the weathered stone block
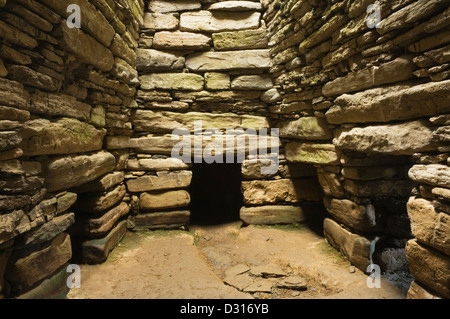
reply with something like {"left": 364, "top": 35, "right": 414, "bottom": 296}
{"left": 317, "top": 171, "right": 345, "bottom": 198}
{"left": 132, "top": 110, "right": 269, "bottom": 132}
{"left": 140, "top": 190, "right": 190, "bottom": 210}
{"left": 242, "top": 179, "right": 323, "bottom": 205}
{"left": 5, "top": 233, "right": 72, "bottom": 290}
{"left": 140, "top": 73, "right": 204, "bottom": 91}
{"left": 136, "top": 49, "right": 185, "bottom": 71}
{"left": 134, "top": 210, "right": 190, "bottom": 228}
{"left": 20, "top": 118, "right": 106, "bottom": 157}
{"left": 208, "top": 1, "right": 262, "bottom": 11}
{"left": 322, "top": 56, "right": 416, "bottom": 96}
{"left": 180, "top": 10, "right": 260, "bottom": 32}
{"left": 126, "top": 171, "right": 192, "bottom": 192}
{"left": 285, "top": 142, "right": 339, "bottom": 165}
{"left": 378, "top": 0, "right": 449, "bottom": 35}
{"left": 0, "top": 131, "right": 21, "bottom": 152}
{"left": 324, "top": 197, "right": 378, "bottom": 232}
{"left": 56, "top": 192, "right": 77, "bottom": 214}
{"left": 186, "top": 50, "right": 270, "bottom": 71}
{"left": 241, "top": 159, "right": 278, "bottom": 180}
{"left": 299, "top": 14, "right": 348, "bottom": 53}
{"left": 73, "top": 220, "right": 127, "bottom": 264}
{"left": 407, "top": 197, "right": 450, "bottom": 255}
{"left": 205, "top": 72, "right": 230, "bottom": 90}
{"left": 142, "top": 13, "right": 179, "bottom": 31}
{"left": 277, "top": 117, "right": 332, "bottom": 140}
{"left": 6, "top": 65, "right": 59, "bottom": 91}
{"left": 127, "top": 158, "right": 190, "bottom": 171}
{"left": 323, "top": 218, "right": 371, "bottom": 271}
{"left": 153, "top": 31, "right": 212, "bottom": 50}
{"left": 70, "top": 202, "right": 129, "bottom": 238}
{"left": 409, "top": 164, "right": 450, "bottom": 188}
{"left": 0, "top": 78, "right": 30, "bottom": 109}
{"left": 43, "top": 151, "right": 116, "bottom": 192}
{"left": 15, "top": 213, "right": 75, "bottom": 249}
{"left": 0, "top": 20, "right": 37, "bottom": 49}
{"left": 71, "top": 172, "right": 124, "bottom": 193}
{"left": 213, "top": 29, "right": 268, "bottom": 50}
{"left": 29, "top": 91, "right": 91, "bottom": 120}
{"left": 73, "top": 184, "right": 126, "bottom": 214}
{"left": 406, "top": 239, "right": 450, "bottom": 298}
{"left": 231, "top": 75, "right": 273, "bottom": 90}
{"left": 58, "top": 23, "right": 114, "bottom": 72}
{"left": 240, "top": 205, "right": 305, "bottom": 225}
{"left": 110, "top": 58, "right": 139, "bottom": 85}
{"left": 326, "top": 80, "right": 450, "bottom": 124}
{"left": 407, "top": 281, "right": 442, "bottom": 299}
{"left": 16, "top": 264, "right": 70, "bottom": 299}
{"left": 335, "top": 120, "right": 440, "bottom": 155}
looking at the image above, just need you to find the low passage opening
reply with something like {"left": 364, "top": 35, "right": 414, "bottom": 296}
{"left": 190, "top": 162, "right": 244, "bottom": 225}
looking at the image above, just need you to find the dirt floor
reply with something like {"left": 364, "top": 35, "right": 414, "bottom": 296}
{"left": 67, "top": 222, "right": 409, "bottom": 299}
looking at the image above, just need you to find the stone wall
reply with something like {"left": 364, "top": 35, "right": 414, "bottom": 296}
{"left": 0, "top": 0, "right": 144, "bottom": 298}
{"left": 1, "top": 0, "right": 449, "bottom": 300}
{"left": 112, "top": 0, "right": 326, "bottom": 230}
{"left": 262, "top": 0, "right": 450, "bottom": 298}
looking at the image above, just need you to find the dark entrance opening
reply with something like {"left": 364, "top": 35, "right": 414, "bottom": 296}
{"left": 190, "top": 162, "right": 243, "bottom": 225}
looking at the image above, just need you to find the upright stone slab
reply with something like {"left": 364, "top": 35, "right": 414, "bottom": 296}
{"left": 73, "top": 220, "right": 127, "bottom": 264}
{"left": 323, "top": 218, "right": 371, "bottom": 271}
{"left": 5, "top": 233, "right": 72, "bottom": 291}
{"left": 406, "top": 239, "right": 450, "bottom": 298}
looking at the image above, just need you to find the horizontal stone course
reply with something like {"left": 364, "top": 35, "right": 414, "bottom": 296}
{"left": 180, "top": 10, "right": 260, "bottom": 32}
{"left": 186, "top": 50, "right": 270, "bottom": 71}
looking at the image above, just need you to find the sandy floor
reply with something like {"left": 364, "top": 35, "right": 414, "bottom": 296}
{"left": 67, "top": 222, "right": 407, "bottom": 299}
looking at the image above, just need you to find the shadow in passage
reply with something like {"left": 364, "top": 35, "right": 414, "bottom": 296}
{"left": 189, "top": 161, "right": 244, "bottom": 225}
{"left": 285, "top": 162, "right": 330, "bottom": 238}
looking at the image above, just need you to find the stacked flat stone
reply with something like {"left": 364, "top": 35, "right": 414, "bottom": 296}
{"left": 111, "top": 0, "right": 322, "bottom": 230}
{"left": 0, "top": 0, "right": 144, "bottom": 298}
{"left": 263, "top": 0, "right": 450, "bottom": 298}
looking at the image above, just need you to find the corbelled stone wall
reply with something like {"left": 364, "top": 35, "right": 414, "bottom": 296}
{"left": 115, "top": 0, "right": 326, "bottom": 230}
{"left": 262, "top": 0, "right": 450, "bottom": 299}
{"left": 0, "top": 0, "right": 144, "bottom": 298}
{"left": 1, "top": 0, "right": 449, "bottom": 300}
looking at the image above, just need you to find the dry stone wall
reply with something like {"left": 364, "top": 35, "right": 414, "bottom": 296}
{"left": 0, "top": 0, "right": 449, "bottom": 300}
{"left": 113, "top": 0, "right": 326, "bottom": 230}
{"left": 0, "top": 0, "right": 144, "bottom": 298}
{"left": 262, "top": 0, "right": 450, "bottom": 298}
